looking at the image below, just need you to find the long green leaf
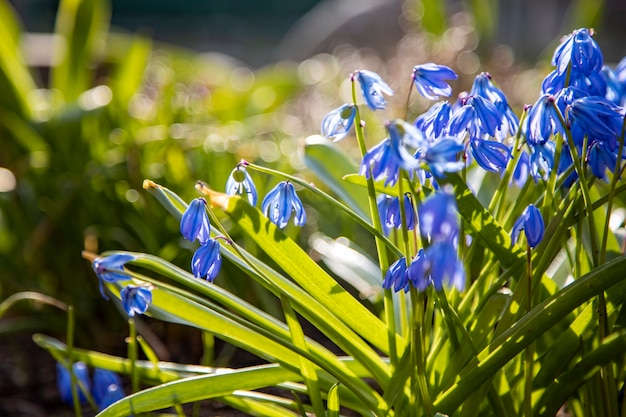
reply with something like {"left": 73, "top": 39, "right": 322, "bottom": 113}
{"left": 433, "top": 254, "right": 626, "bottom": 413}
{"left": 205, "top": 186, "right": 403, "bottom": 357}
{"left": 96, "top": 365, "right": 302, "bottom": 417}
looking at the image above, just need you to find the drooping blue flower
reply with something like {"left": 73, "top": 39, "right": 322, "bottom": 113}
{"left": 471, "top": 72, "right": 519, "bottom": 138}
{"left": 528, "top": 141, "right": 556, "bottom": 182}
{"left": 355, "top": 70, "right": 394, "bottom": 110}
{"left": 93, "top": 369, "right": 125, "bottom": 410}
{"left": 180, "top": 198, "right": 210, "bottom": 244}
{"left": 261, "top": 181, "right": 306, "bottom": 229}
{"left": 93, "top": 253, "right": 135, "bottom": 299}
{"left": 511, "top": 204, "right": 544, "bottom": 248}
{"left": 407, "top": 241, "right": 465, "bottom": 291}
{"left": 385, "top": 194, "right": 416, "bottom": 231}
{"left": 359, "top": 138, "right": 403, "bottom": 186}
{"left": 588, "top": 140, "right": 618, "bottom": 180}
{"left": 511, "top": 150, "right": 530, "bottom": 187}
{"left": 421, "top": 137, "right": 465, "bottom": 177}
{"left": 602, "top": 66, "right": 624, "bottom": 105}
{"left": 377, "top": 195, "right": 394, "bottom": 236}
{"left": 525, "top": 94, "right": 561, "bottom": 145}
{"left": 415, "top": 101, "right": 451, "bottom": 140}
{"left": 386, "top": 119, "right": 425, "bottom": 171}
{"left": 225, "top": 164, "right": 258, "bottom": 206}
{"left": 321, "top": 104, "right": 356, "bottom": 142}
{"left": 382, "top": 257, "right": 409, "bottom": 293}
{"left": 192, "top": 237, "right": 222, "bottom": 281}
{"left": 447, "top": 95, "right": 501, "bottom": 139}
{"left": 552, "top": 28, "right": 603, "bottom": 76}
{"left": 120, "top": 285, "right": 152, "bottom": 317}
{"left": 469, "top": 138, "right": 511, "bottom": 173}
{"left": 418, "top": 191, "right": 459, "bottom": 242}
{"left": 568, "top": 96, "right": 624, "bottom": 148}
{"left": 412, "top": 63, "right": 458, "bottom": 100}
{"left": 57, "top": 361, "right": 90, "bottom": 405}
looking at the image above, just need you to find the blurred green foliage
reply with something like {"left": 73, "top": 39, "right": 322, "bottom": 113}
{"left": 0, "top": 0, "right": 308, "bottom": 342}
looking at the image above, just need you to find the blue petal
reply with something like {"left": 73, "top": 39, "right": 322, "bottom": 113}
{"left": 192, "top": 239, "right": 222, "bottom": 281}
{"left": 121, "top": 285, "right": 152, "bottom": 316}
{"left": 180, "top": 198, "right": 211, "bottom": 244}
{"left": 357, "top": 70, "right": 394, "bottom": 110}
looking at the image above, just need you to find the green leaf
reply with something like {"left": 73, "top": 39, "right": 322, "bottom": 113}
{"left": 51, "top": 0, "right": 110, "bottom": 101}
{"left": 433, "top": 254, "right": 626, "bottom": 413}
{"left": 304, "top": 138, "right": 369, "bottom": 219}
{"left": 327, "top": 382, "right": 341, "bottom": 417}
{"left": 96, "top": 365, "right": 302, "bottom": 417}
{"left": 0, "top": 0, "right": 35, "bottom": 117}
{"left": 210, "top": 190, "right": 404, "bottom": 358}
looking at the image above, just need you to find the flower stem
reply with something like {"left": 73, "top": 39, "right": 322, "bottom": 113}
{"left": 350, "top": 73, "right": 398, "bottom": 366}
{"left": 524, "top": 244, "right": 534, "bottom": 417}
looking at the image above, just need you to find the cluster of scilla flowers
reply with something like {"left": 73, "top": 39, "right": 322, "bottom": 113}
{"left": 92, "top": 162, "right": 307, "bottom": 315}
{"left": 320, "top": 28, "right": 626, "bottom": 292}
{"left": 56, "top": 361, "right": 125, "bottom": 411}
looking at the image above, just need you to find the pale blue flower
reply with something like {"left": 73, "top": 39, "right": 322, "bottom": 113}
{"left": 356, "top": 70, "right": 394, "bottom": 110}
{"left": 412, "top": 63, "right": 458, "bottom": 100}
{"left": 321, "top": 104, "right": 356, "bottom": 141}
{"left": 226, "top": 164, "right": 258, "bottom": 206}
{"left": 120, "top": 285, "right": 152, "bottom": 316}
{"left": 261, "top": 182, "right": 306, "bottom": 229}
{"left": 93, "top": 253, "right": 135, "bottom": 299}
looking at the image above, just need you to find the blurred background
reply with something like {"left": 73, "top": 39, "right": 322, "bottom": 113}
{"left": 0, "top": 0, "right": 625, "bottom": 415}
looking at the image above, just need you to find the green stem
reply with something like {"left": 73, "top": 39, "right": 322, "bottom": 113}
{"left": 350, "top": 73, "right": 398, "bottom": 367}
{"left": 599, "top": 117, "right": 626, "bottom": 265}
{"left": 410, "top": 286, "right": 433, "bottom": 417}
{"left": 128, "top": 319, "right": 139, "bottom": 394}
{"left": 66, "top": 306, "right": 82, "bottom": 417}
{"left": 524, "top": 244, "right": 534, "bottom": 417}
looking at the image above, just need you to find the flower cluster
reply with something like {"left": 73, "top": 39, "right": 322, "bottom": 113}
{"left": 225, "top": 163, "right": 306, "bottom": 229}
{"left": 56, "top": 361, "right": 125, "bottom": 411}
{"left": 524, "top": 28, "right": 626, "bottom": 181}
{"left": 180, "top": 197, "right": 223, "bottom": 282}
{"left": 383, "top": 191, "right": 464, "bottom": 292}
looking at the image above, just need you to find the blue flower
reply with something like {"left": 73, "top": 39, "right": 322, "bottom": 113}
{"left": 588, "top": 140, "right": 618, "bottom": 180}
{"left": 355, "top": 70, "right": 394, "bottom": 110}
{"left": 525, "top": 94, "right": 561, "bottom": 145}
{"left": 407, "top": 242, "right": 465, "bottom": 291}
{"left": 93, "top": 369, "right": 125, "bottom": 410}
{"left": 225, "top": 164, "right": 258, "bottom": 206}
{"left": 471, "top": 73, "right": 519, "bottom": 138}
{"left": 511, "top": 151, "right": 530, "bottom": 187}
{"left": 383, "top": 257, "right": 409, "bottom": 293}
{"left": 511, "top": 204, "right": 544, "bottom": 248}
{"left": 192, "top": 238, "right": 223, "bottom": 281}
{"left": 377, "top": 195, "right": 394, "bottom": 236}
{"left": 93, "top": 253, "right": 135, "bottom": 299}
{"left": 415, "top": 101, "right": 451, "bottom": 140}
{"left": 421, "top": 137, "right": 465, "bottom": 177}
{"left": 57, "top": 361, "right": 90, "bottom": 405}
{"left": 602, "top": 66, "right": 623, "bottom": 105}
{"left": 120, "top": 285, "right": 152, "bottom": 317}
{"left": 385, "top": 194, "right": 416, "bottom": 231}
{"left": 552, "top": 28, "right": 603, "bottom": 76}
{"left": 261, "top": 181, "right": 306, "bottom": 229}
{"left": 418, "top": 191, "right": 459, "bottom": 242}
{"left": 528, "top": 141, "right": 556, "bottom": 181}
{"left": 180, "top": 197, "right": 210, "bottom": 244}
{"left": 412, "top": 63, "right": 458, "bottom": 100}
{"left": 447, "top": 96, "right": 501, "bottom": 139}
{"left": 469, "top": 138, "right": 511, "bottom": 173}
{"left": 568, "top": 96, "right": 624, "bottom": 148}
{"left": 360, "top": 138, "right": 403, "bottom": 186}
{"left": 321, "top": 104, "right": 356, "bottom": 142}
